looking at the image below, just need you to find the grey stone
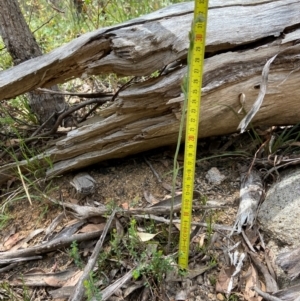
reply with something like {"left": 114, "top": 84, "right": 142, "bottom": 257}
{"left": 205, "top": 167, "right": 226, "bottom": 185}
{"left": 258, "top": 168, "right": 300, "bottom": 246}
{"left": 70, "top": 172, "right": 96, "bottom": 195}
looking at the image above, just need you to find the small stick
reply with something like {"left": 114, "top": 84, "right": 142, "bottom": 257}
{"left": 36, "top": 88, "right": 112, "bottom": 98}
{"left": 251, "top": 286, "right": 282, "bottom": 301}
{"left": 249, "top": 252, "right": 278, "bottom": 292}
{"left": 241, "top": 229, "right": 256, "bottom": 253}
{"left": 68, "top": 208, "right": 117, "bottom": 301}
{"left": 17, "top": 165, "right": 32, "bottom": 205}
{"left": 144, "top": 156, "right": 162, "bottom": 183}
{"left": 133, "top": 214, "right": 233, "bottom": 231}
{"left": 0, "top": 262, "right": 18, "bottom": 273}
{"left": 0, "top": 230, "right": 105, "bottom": 260}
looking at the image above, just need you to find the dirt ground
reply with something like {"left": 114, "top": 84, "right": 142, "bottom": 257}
{"left": 0, "top": 137, "right": 268, "bottom": 301}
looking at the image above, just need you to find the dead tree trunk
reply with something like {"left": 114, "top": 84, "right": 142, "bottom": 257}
{"left": 0, "top": 0, "right": 67, "bottom": 127}
{"left": 0, "top": 0, "right": 300, "bottom": 183}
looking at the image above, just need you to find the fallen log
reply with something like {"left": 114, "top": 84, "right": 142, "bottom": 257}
{"left": 1, "top": 0, "right": 300, "bottom": 183}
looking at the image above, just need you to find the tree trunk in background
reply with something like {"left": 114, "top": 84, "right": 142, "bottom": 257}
{"left": 73, "top": 0, "right": 84, "bottom": 14}
{"left": 0, "top": 0, "right": 67, "bottom": 127}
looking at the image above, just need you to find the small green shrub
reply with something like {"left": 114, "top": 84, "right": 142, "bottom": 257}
{"left": 69, "top": 240, "right": 84, "bottom": 269}
{"left": 132, "top": 249, "right": 174, "bottom": 283}
{"left": 83, "top": 272, "right": 102, "bottom": 301}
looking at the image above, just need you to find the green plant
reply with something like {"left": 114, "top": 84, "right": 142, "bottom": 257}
{"left": 178, "top": 267, "right": 188, "bottom": 277}
{"left": 110, "top": 218, "right": 175, "bottom": 286}
{"left": 200, "top": 194, "right": 208, "bottom": 205}
{"left": 96, "top": 251, "right": 109, "bottom": 272}
{"left": 209, "top": 275, "right": 216, "bottom": 286}
{"left": 0, "top": 282, "right": 16, "bottom": 301}
{"left": 0, "top": 94, "right": 38, "bottom": 130}
{"left": 0, "top": 172, "right": 57, "bottom": 226}
{"left": 0, "top": 122, "right": 55, "bottom": 209}
{"left": 146, "top": 250, "right": 174, "bottom": 282}
{"left": 269, "top": 124, "right": 300, "bottom": 155}
{"left": 133, "top": 250, "right": 174, "bottom": 283}
{"left": 83, "top": 271, "right": 102, "bottom": 301}
{"left": 0, "top": 37, "right": 13, "bottom": 70}
{"left": 125, "top": 218, "right": 141, "bottom": 259}
{"left": 36, "top": 204, "right": 49, "bottom": 226}
{"left": 69, "top": 240, "right": 84, "bottom": 269}
{"left": 1, "top": 123, "right": 52, "bottom": 175}
{"left": 246, "top": 123, "right": 300, "bottom": 160}
{"left": 0, "top": 281, "right": 31, "bottom": 301}
{"left": 11, "top": 96, "right": 38, "bottom": 125}
{"left": 209, "top": 255, "right": 218, "bottom": 268}
{"left": 109, "top": 228, "right": 122, "bottom": 262}
{"left": 105, "top": 200, "right": 118, "bottom": 214}
{"left": 227, "top": 293, "right": 239, "bottom": 301}
{"left": 144, "top": 218, "right": 156, "bottom": 233}
{"left": 0, "top": 212, "right": 11, "bottom": 230}
{"left": 206, "top": 212, "right": 214, "bottom": 242}
{"left": 21, "top": 282, "right": 31, "bottom": 301}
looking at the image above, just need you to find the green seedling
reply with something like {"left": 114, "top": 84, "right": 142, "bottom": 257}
{"left": 83, "top": 271, "right": 102, "bottom": 301}
{"left": 0, "top": 213, "right": 11, "bottom": 230}
{"left": 69, "top": 240, "right": 84, "bottom": 269}
{"left": 132, "top": 250, "right": 174, "bottom": 284}
{"left": 209, "top": 275, "right": 217, "bottom": 286}
{"left": 110, "top": 228, "right": 122, "bottom": 262}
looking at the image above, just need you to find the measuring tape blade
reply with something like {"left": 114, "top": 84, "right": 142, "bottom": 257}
{"left": 178, "top": 0, "right": 209, "bottom": 269}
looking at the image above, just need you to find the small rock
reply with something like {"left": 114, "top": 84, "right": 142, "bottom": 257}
{"left": 258, "top": 168, "right": 300, "bottom": 246}
{"left": 70, "top": 172, "right": 96, "bottom": 196}
{"left": 216, "top": 293, "right": 225, "bottom": 301}
{"left": 196, "top": 274, "right": 204, "bottom": 284}
{"left": 175, "top": 290, "right": 187, "bottom": 300}
{"left": 205, "top": 167, "right": 226, "bottom": 185}
{"left": 257, "top": 168, "right": 300, "bottom": 290}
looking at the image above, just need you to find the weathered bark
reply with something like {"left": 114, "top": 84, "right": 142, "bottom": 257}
{"left": 276, "top": 247, "right": 300, "bottom": 280}
{"left": 0, "top": 0, "right": 300, "bottom": 183}
{"left": 0, "top": 0, "right": 67, "bottom": 126}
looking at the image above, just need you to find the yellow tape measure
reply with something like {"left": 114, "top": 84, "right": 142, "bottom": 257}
{"left": 178, "top": 0, "right": 209, "bottom": 269}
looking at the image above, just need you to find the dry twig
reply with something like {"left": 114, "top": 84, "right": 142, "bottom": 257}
{"left": 69, "top": 208, "right": 117, "bottom": 301}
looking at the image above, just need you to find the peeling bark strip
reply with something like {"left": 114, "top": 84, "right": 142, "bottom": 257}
{"left": 231, "top": 168, "right": 263, "bottom": 234}
{"left": 1, "top": 0, "right": 300, "bottom": 182}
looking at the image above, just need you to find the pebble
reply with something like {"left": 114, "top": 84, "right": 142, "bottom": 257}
{"left": 216, "top": 293, "right": 225, "bottom": 301}
{"left": 205, "top": 167, "right": 226, "bottom": 185}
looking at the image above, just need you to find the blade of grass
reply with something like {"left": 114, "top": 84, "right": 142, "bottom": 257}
{"left": 17, "top": 165, "right": 32, "bottom": 206}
